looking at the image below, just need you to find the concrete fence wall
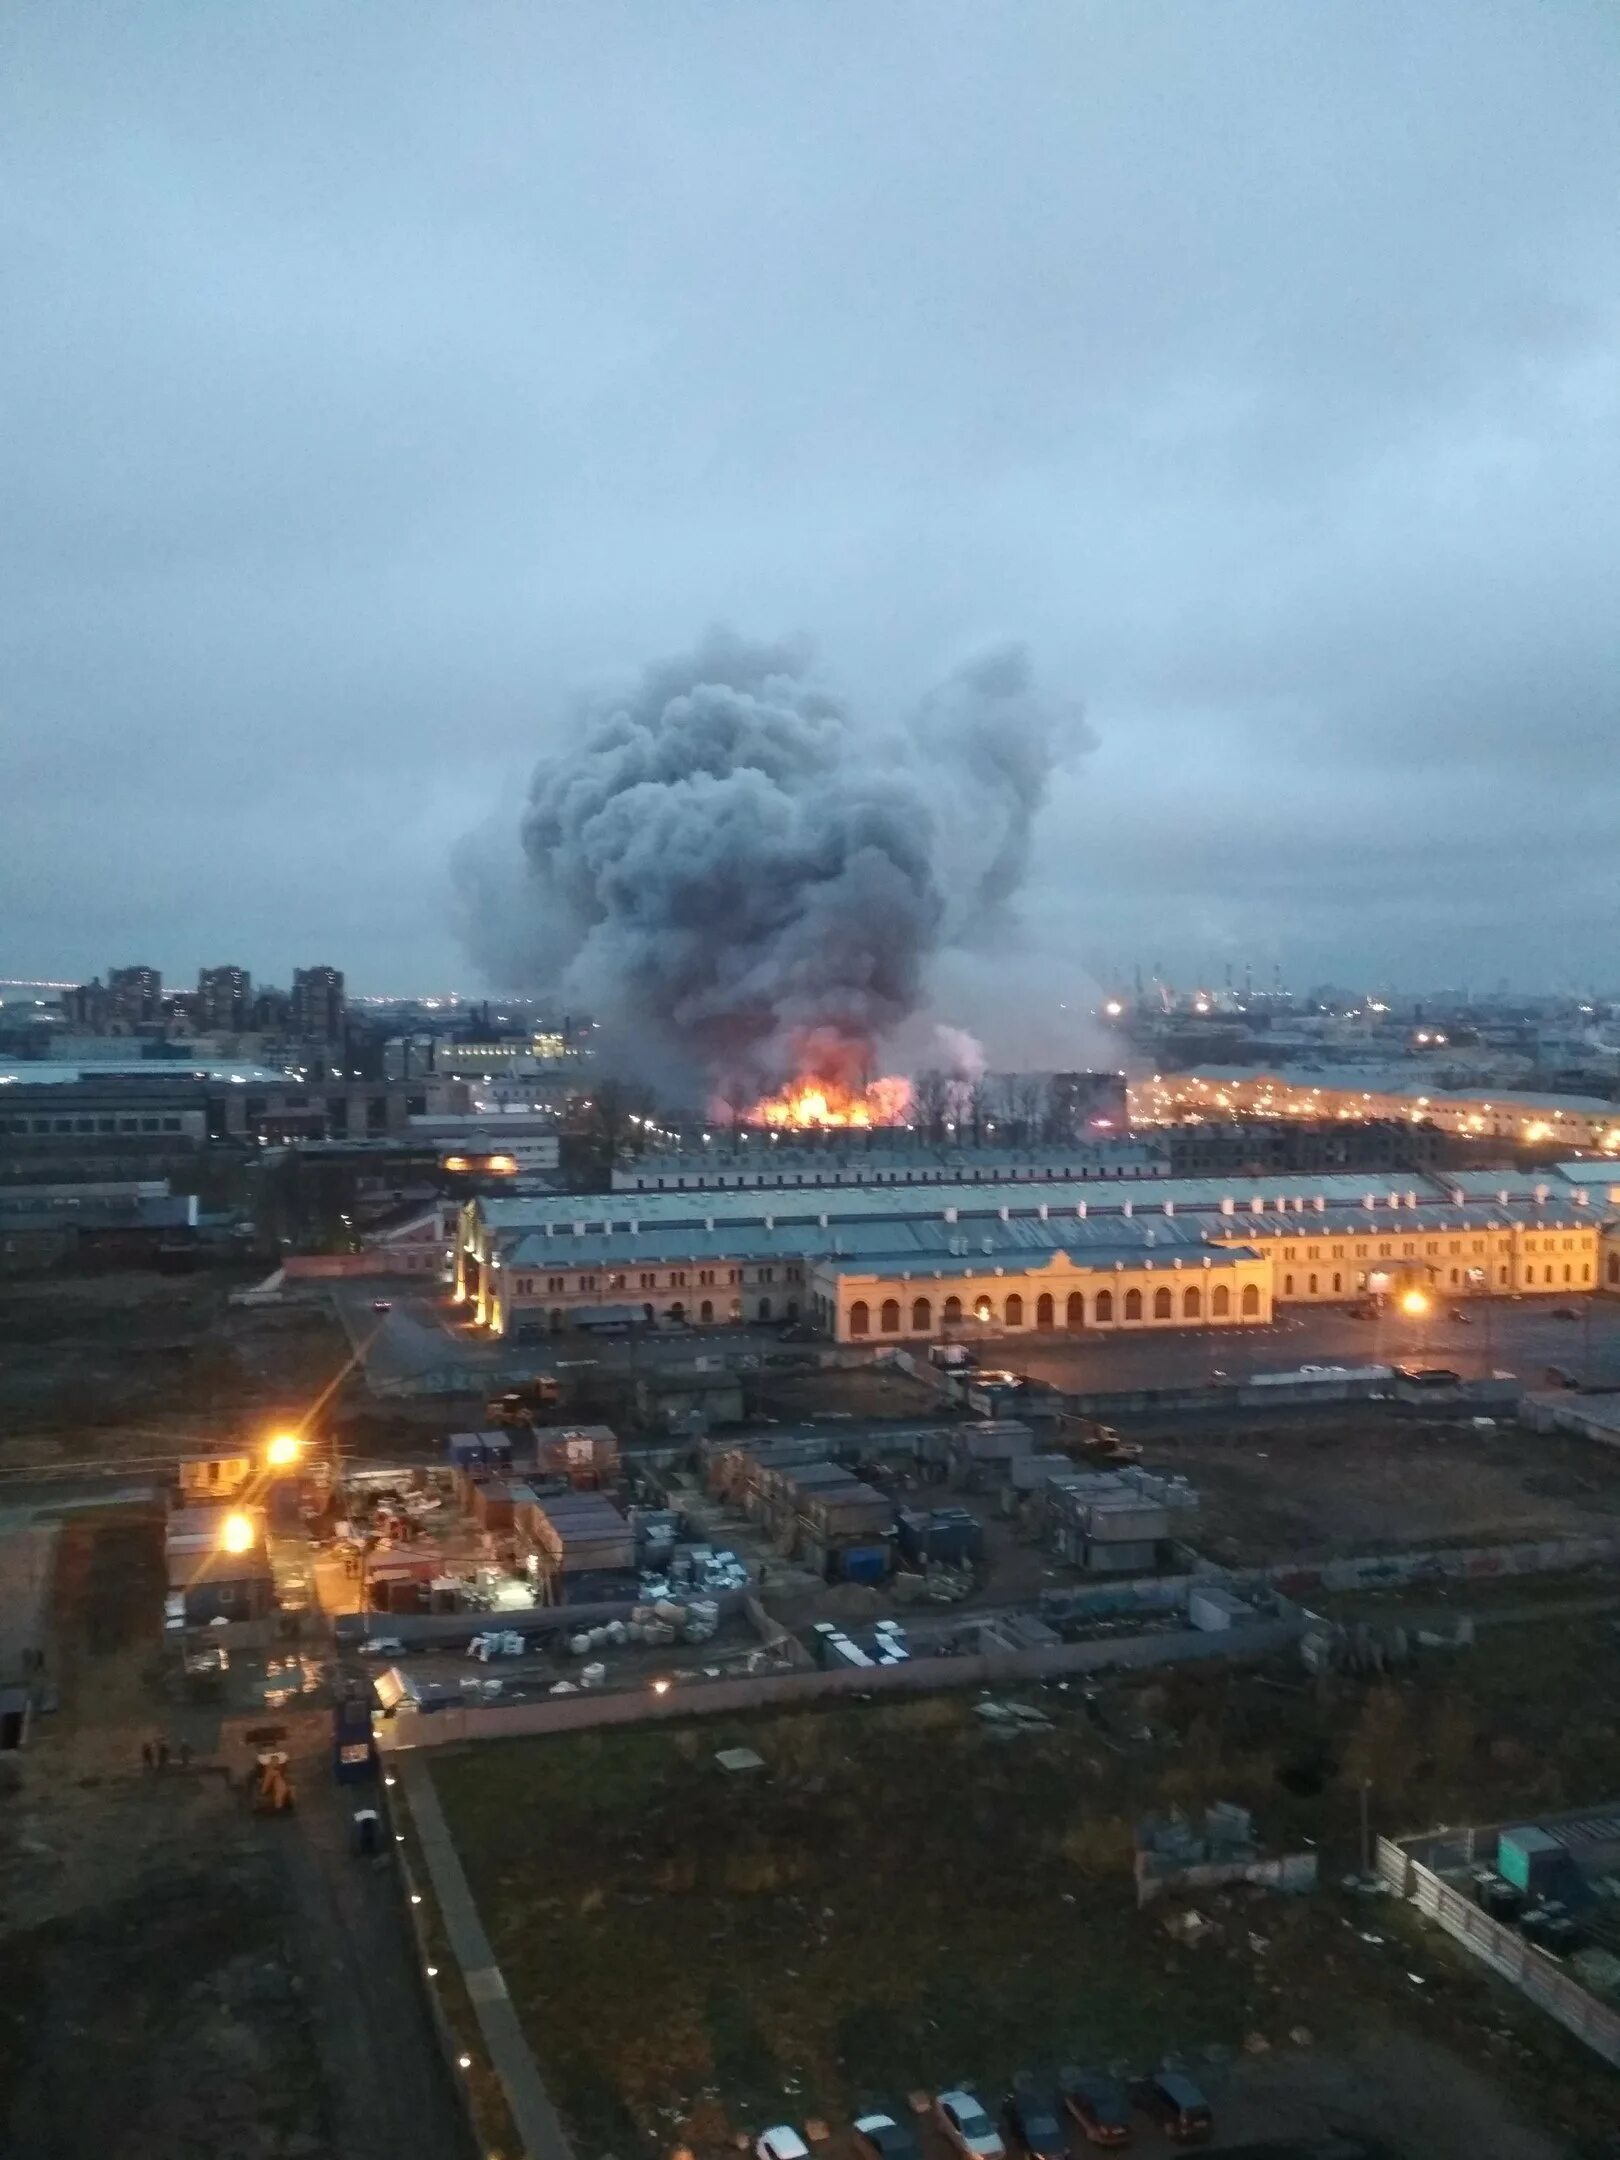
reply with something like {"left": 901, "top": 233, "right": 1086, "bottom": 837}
{"left": 377, "top": 1614, "right": 1303, "bottom": 1752}
{"left": 1407, "top": 1858, "right": 1620, "bottom": 2069}
{"left": 1229, "top": 1530, "right": 1620, "bottom": 1601}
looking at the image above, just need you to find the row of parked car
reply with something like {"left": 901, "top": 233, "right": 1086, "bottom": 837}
{"left": 755, "top": 2071, "right": 1214, "bottom": 2160}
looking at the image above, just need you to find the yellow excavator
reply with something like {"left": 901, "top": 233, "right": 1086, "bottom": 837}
{"left": 251, "top": 1748, "right": 296, "bottom": 1813}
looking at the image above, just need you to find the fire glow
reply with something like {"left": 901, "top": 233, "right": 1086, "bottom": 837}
{"left": 746, "top": 1073, "right": 913, "bottom": 1130}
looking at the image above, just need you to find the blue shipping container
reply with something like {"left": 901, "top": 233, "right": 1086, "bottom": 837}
{"left": 838, "top": 1544, "right": 890, "bottom": 1585}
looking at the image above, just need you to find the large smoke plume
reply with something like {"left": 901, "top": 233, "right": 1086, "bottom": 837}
{"left": 456, "top": 632, "right": 1088, "bottom": 1099}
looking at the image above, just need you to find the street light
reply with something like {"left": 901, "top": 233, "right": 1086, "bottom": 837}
{"left": 264, "top": 1432, "right": 303, "bottom": 1469}
{"left": 1399, "top": 1289, "right": 1430, "bottom": 1318}
{"left": 220, "top": 1511, "right": 255, "bottom": 1555}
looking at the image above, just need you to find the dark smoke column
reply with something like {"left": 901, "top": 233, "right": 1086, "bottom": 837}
{"left": 458, "top": 631, "right": 1081, "bottom": 1102}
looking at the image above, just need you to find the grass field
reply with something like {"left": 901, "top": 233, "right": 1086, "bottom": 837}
{"left": 429, "top": 1620, "right": 1620, "bottom": 2157}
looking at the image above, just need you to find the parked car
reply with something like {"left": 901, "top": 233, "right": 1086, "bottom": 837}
{"left": 852, "top": 2111, "right": 920, "bottom": 2160}
{"left": 1130, "top": 2072, "right": 1212, "bottom": 2145}
{"left": 1551, "top": 1305, "right": 1582, "bottom": 1321}
{"left": 1058, "top": 2067, "right": 1132, "bottom": 2148}
{"left": 756, "top": 2128, "right": 810, "bottom": 2160}
{"left": 371, "top": 1298, "right": 393, "bottom": 1312}
{"left": 936, "top": 2091, "right": 1006, "bottom": 2160}
{"left": 1002, "top": 2082, "right": 1068, "bottom": 2160}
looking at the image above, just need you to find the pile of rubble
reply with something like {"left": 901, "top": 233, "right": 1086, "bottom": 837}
{"left": 890, "top": 1561, "right": 975, "bottom": 1605}
{"left": 639, "top": 1544, "right": 750, "bottom": 1599}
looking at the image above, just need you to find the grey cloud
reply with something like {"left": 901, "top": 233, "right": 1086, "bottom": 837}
{"left": 0, "top": 1, "right": 1616, "bottom": 992}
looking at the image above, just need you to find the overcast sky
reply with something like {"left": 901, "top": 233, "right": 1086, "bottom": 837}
{"left": 3, "top": 1, "right": 1617, "bottom": 1013}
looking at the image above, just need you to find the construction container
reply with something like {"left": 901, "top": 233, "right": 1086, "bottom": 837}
{"left": 1081, "top": 1539, "right": 1158, "bottom": 1576}
{"left": 1188, "top": 1586, "right": 1251, "bottom": 1632}
{"left": 895, "top": 1505, "right": 984, "bottom": 1568}
{"left": 834, "top": 1540, "right": 891, "bottom": 1586}
{"left": 1498, "top": 1825, "right": 1569, "bottom": 1897}
{"left": 535, "top": 1425, "right": 621, "bottom": 1487}
{"left": 471, "top": 1481, "right": 515, "bottom": 1533}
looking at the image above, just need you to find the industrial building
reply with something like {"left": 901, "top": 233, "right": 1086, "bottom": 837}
{"left": 612, "top": 1137, "right": 1165, "bottom": 1192}
{"left": 457, "top": 1161, "right": 1620, "bottom": 1344}
{"left": 1137, "top": 1066, "right": 1620, "bottom": 1156}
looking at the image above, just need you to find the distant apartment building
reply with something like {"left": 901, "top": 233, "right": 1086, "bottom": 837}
{"left": 290, "top": 966, "right": 346, "bottom": 1042}
{"left": 196, "top": 964, "right": 252, "bottom": 1032}
{"left": 106, "top": 965, "right": 162, "bottom": 1026}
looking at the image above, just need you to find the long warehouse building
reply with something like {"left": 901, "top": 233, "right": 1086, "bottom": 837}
{"left": 457, "top": 1162, "right": 1620, "bottom": 1345}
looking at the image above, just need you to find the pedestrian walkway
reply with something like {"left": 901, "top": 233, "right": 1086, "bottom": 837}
{"left": 402, "top": 1756, "right": 575, "bottom": 2160}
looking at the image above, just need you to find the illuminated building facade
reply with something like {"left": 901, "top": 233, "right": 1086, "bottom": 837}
{"left": 457, "top": 1164, "right": 1619, "bottom": 1342}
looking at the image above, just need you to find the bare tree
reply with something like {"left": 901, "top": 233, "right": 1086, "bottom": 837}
{"left": 1043, "top": 1074, "right": 1075, "bottom": 1145}
{"left": 912, "top": 1067, "right": 950, "bottom": 1145}
{"left": 965, "top": 1076, "right": 994, "bottom": 1147}
{"left": 1014, "top": 1076, "right": 1043, "bottom": 1146}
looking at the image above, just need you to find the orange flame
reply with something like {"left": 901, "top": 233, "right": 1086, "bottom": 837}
{"left": 746, "top": 1073, "right": 912, "bottom": 1129}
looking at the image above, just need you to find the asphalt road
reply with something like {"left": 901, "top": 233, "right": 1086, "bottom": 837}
{"left": 997, "top": 1297, "right": 1620, "bottom": 1394}
{"left": 333, "top": 1277, "right": 1620, "bottom": 1402}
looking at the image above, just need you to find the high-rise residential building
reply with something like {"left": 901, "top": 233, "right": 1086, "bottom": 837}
{"left": 63, "top": 977, "right": 111, "bottom": 1030}
{"left": 290, "top": 965, "right": 346, "bottom": 1042}
{"left": 107, "top": 965, "right": 162, "bottom": 1026}
{"left": 196, "top": 964, "right": 252, "bottom": 1031}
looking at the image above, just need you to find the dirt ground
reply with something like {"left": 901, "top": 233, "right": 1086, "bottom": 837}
{"left": 431, "top": 1625, "right": 1620, "bottom": 2160}
{"left": 1135, "top": 1406, "right": 1620, "bottom": 1565}
{"left": 0, "top": 1272, "right": 354, "bottom": 1467}
{"left": 0, "top": 1511, "right": 472, "bottom": 2160}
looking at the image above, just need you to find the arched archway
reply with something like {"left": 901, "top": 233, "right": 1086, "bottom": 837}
{"left": 758, "top": 1296, "right": 772, "bottom": 1321}
{"left": 849, "top": 1300, "right": 870, "bottom": 1337}
{"left": 1153, "top": 1287, "right": 1172, "bottom": 1319}
{"left": 974, "top": 1295, "right": 994, "bottom": 1325}
{"left": 1036, "top": 1292, "right": 1054, "bottom": 1329}
{"left": 1212, "top": 1285, "right": 1230, "bottom": 1318}
{"left": 1094, "top": 1289, "right": 1113, "bottom": 1323}
{"left": 786, "top": 1299, "right": 799, "bottom": 1321}
{"left": 1241, "top": 1283, "right": 1261, "bottom": 1317}
{"left": 642, "top": 1302, "right": 655, "bottom": 1324}
{"left": 668, "top": 1301, "right": 685, "bottom": 1323}
{"left": 1066, "top": 1291, "right": 1084, "bottom": 1328}
{"left": 699, "top": 1299, "right": 714, "bottom": 1323}
{"left": 880, "top": 1298, "right": 901, "bottom": 1334}
{"left": 1124, "top": 1287, "right": 1143, "bottom": 1321}
{"left": 1610, "top": 1252, "right": 1620, "bottom": 1286}
{"left": 943, "top": 1294, "right": 963, "bottom": 1324}
{"left": 549, "top": 1308, "right": 563, "bottom": 1333}
{"left": 1183, "top": 1286, "right": 1201, "bottom": 1319}
{"left": 911, "top": 1296, "right": 932, "bottom": 1332}
{"left": 1005, "top": 1292, "right": 1024, "bottom": 1327}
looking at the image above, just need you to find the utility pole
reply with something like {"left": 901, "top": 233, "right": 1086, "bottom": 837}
{"left": 1359, "top": 1778, "right": 1373, "bottom": 1880}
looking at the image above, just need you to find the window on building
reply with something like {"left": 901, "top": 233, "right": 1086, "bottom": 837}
{"left": 1241, "top": 1283, "right": 1261, "bottom": 1316}
{"left": 1095, "top": 1289, "right": 1114, "bottom": 1323}
{"left": 880, "top": 1298, "right": 900, "bottom": 1333}
{"left": 849, "top": 1300, "right": 870, "bottom": 1336}
{"left": 1308, "top": 1274, "right": 1318, "bottom": 1295}
{"left": 1283, "top": 1274, "right": 1295, "bottom": 1295}
{"left": 1183, "top": 1286, "right": 1201, "bottom": 1319}
{"left": 1066, "top": 1290, "right": 1084, "bottom": 1327}
{"left": 1124, "top": 1287, "right": 1143, "bottom": 1321}
{"left": 1332, "top": 1272, "right": 1342, "bottom": 1294}
{"left": 1212, "top": 1285, "right": 1230, "bottom": 1317}
{"left": 943, "top": 1295, "right": 962, "bottom": 1324}
{"left": 912, "top": 1296, "right": 932, "bottom": 1332}
{"left": 1005, "top": 1292, "right": 1024, "bottom": 1327}
{"left": 759, "top": 1267, "right": 774, "bottom": 1283}
{"left": 700, "top": 1299, "right": 714, "bottom": 1323}
{"left": 1152, "top": 1287, "right": 1172, "bottom": 1319}
{"left": 671, "top": 1271, "right": 687, "bottom": 1288}
{"left": 1036, "top": 1292, "right": 1054, "bottom": 1329}
{"left": 639, "top": 1272, "right": 654, "bottom": 1289}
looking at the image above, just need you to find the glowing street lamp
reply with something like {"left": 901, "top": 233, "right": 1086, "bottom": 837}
{"left": 220, "top": 1511, "right": 256, "bottom": 1555}
{"left": 264, "top": 1433, "right": 303, "bottom": 1469}
{"left": 1399, "top": 1289, "right": 1430, "bottom": 1318}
